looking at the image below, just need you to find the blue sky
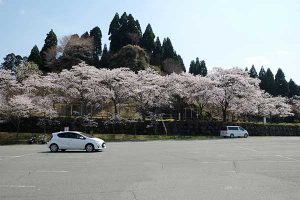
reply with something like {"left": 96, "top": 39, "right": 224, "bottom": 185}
{"left": 0, "top": 0, "right": 299, "bottom": 83}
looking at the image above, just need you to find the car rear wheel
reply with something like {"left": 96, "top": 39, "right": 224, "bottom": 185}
{"left": 244, "top": 133, "right": 248, "bottom": 138}
{"left": 230, "top": 134, "right": 234, "bottom": 138}
{"left": 85, "top": 144, "right": 94, "bottom": 152}
{"left": 50, "top": 144, "right": 59, "bottom": 152}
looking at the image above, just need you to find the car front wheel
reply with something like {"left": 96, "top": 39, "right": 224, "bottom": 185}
{"left": 85, "top": 144, "right": 94, "bottom": 152}
{"left": 244, "top": 133, "right": 248, "bottom": 138}
{"left": 230, "top": 134, "right": 234, "bottom": 138}
{"left": 50, "top": 144, "right": 59, "bottom": 152}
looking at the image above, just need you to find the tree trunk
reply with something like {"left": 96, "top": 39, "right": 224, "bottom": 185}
{"left": 16, "top": 118, "right": 20, "bottom": 139}
{"left": 222, "top": 109, "right": 227, "bottom": 122}
{"left": 112, "top": 99, "right": 118, "bottom": 115}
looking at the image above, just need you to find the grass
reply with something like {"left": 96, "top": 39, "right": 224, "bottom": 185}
{"left": 0, "top": 132, "right": 216, "bottom": 145}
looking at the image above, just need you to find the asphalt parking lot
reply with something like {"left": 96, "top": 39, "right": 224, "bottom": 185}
{"left": 1, "top": 137, "right": 300, "bottom": 200}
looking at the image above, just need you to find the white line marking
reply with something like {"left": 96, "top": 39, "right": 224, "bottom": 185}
{"left": 0, "top": 153, "right": 36, "bottom": 158}
{"left": 36, "top": 170, "right": 69, "bottom": 173}
{"left": 0, "top": 185, "right": 36, "bottom": 188}
{"left": 238, "top": 147, "right": 258, "bottom": 152}
{"left": 275, "top": 155, "right": 297, "bottom": 161}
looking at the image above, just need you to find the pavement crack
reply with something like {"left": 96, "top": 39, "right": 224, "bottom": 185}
{"left": 131, "top": 190, "right": 138, "bottom": 200}
{"left": 232, "top": 160, "right": 238, "bottom": 173}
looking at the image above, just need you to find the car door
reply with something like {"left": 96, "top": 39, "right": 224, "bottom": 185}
{"left": 57, "top": 133, "right": 69, "bottom": 149}
{"left": 68, "top": 132, "right": 86, "bottom": 150}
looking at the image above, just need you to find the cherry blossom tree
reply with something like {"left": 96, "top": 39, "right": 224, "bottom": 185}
{"left": 207, "top": 68, "right": 262, "bottom": 121}
{"left": 99, "top": 67, "right": 136, "bottom": 116}
{"left": 58, "top": 62, "right": 111, "bottom": 116}
{"left": 15, "top": 61, "right": 42, "bottom": 82}
{"left": 128, "top": 69, "right": 170, "bottom": 120}
{"left": 258, "top": 93, "right": 293, "bottom": 118}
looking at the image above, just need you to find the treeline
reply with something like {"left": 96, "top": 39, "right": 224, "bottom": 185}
{"left": 247, "top": 65, "right": 300, "bottom": 97}
{"left": 0, "top": 12, "right": 185, "bottom": 74}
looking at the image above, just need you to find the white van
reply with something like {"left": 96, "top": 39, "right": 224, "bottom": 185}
{"left": 220, "top": 126, "right": 249, "bottom": 138}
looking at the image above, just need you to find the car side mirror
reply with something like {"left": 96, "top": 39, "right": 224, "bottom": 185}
{"left": 79, "top": 136, "right": 85, "bottom": 140}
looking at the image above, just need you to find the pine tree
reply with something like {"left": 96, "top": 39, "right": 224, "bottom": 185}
{"left": 245, "top": 67, "right": 248, "bottom": 72}
{"left": 288, "top": 79, "right": 300, "bottom": 97}
{"left": 90, "top": 26, "right": 102, "bottom": 66}
{"left": 195, "top": 57, "right": 201, "bottom": 75}
{"left": 258, "top": 66, "right": 266, "bottom": 80}
{"left": 140, "top": 24, "right": 155, "bottom": 53}
{"left": 249, "top": 65, "right": 258, "bottom": 78}
{"left": 189, "top": 60, "right": 196, "bottom": 74}
{"left": 176, "top": 55, "right": 186, "bottom": 72}
{"left": 260, "top": 68, "right": 275, "bottom": 95}
{"left": 275, "top": 68, "right": 289, "bottom": 97}
{"left": 28, "top": 45, "right": 42, "bottom": 66}
{"left": 162, "top": 38, "right": 175, "bottom": 59}
{"left": 1, "top": 53, "right": 23, "bottom": 73}
{"left": 81, "top": 32, "right": 89, "bottom": 38}
{"left": 108, "top": 13, "right": 121, "bottom": 52}
{"left": 40, "top": 29, "right": 57, "bottom": 72}
{"left": 199, "top": 60, "right": 207, "bottom": 76}
{"left": 151, "top": 37, "right": 162, "bottom": 66}
{"left": 100, "top": 44, "right": 110, "bottom": 69}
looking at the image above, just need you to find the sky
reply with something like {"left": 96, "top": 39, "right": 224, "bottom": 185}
{"left": 0, "top": 0, "right": 299, "bottom": 83}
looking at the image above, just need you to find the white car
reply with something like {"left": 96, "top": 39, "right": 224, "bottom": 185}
{"left": 220, "top": 126, "right": 249, "bottom": 138}
{"left": 48, "top": 131, "right": 106, "bottom": 152}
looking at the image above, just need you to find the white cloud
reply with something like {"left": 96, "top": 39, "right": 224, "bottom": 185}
{"left": 275, "top": 50, "right": 290, "bottom": 56}
{"left": 244, "top": 56, "right": 271, "bottom": 67}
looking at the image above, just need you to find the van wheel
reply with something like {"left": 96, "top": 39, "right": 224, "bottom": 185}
{"left": 230, "top": 134, "right": 234, "bottom": 138}
{"left": 244, "top": 133, "right": 248, "bottom": 138}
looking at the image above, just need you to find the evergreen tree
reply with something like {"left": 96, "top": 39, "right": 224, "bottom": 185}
{"left": 100, "top": 44, "right": 110, "bottom": 69}
{"left": 199, "top": 60, "right": 207, "bottom": 76}
{"left": 288, "top": 79, "right": 300, "bottom": 97}
{"left": 176, "top": 55, "right": 186, "bottom": 72}
{"left": 258, "top": 66, "right": 266, "bottom": 80}
{"left": 110, "top": 45, "right": 149, "bottom": 72}
{"left": 108, "top": 13, "right": 121, "bottom": 52}
{"left": 28, "top": 45, "right": 42, "bottom": 66}
{"left": 245, "top": 67, "right": 248, "bottom": 72}
{"left": 162, "top": 37, "right": 176, "bottom": 59}
{"left": 249, "top": 65, "right": 258, "bottom": 78}
{"left": 140, "top": 24, "right": 155, "bottom": 53}
{"left": 151, "top": 37, "right": 162, "bottom": 66}
{"left": 135, "top": 20, "right": 142, "bottom": 36}
{"left": 189, "top": 58, "right": 206, "bottom": 76}
{"left": 195, "top": 57, "right": 201, "bottom": 75}
{"left": 260, "top": 68, "right": 275, "bottom": 95}
{"left": 81, "top": 32, "right": 89, "bottom": 38}
{"left": 40, "top": 29, "right": 57, "bottom": 72}
{"left": 90, "top": 26, "right": 102, "bottom": 65}
{"left": 1, "top": 53, "right": 23, "bottom": 73}
{"left": 275, "top": 68, "right": 289, "bottom": 97}
{"left": 189, "top": 60, "right": 196, "bottom": 74}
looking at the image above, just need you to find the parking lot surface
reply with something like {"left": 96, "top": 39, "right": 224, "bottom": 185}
{"left": 1, "top": 137, "right": 300, "bottom": 200}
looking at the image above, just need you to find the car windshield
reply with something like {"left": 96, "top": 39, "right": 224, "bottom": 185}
{"left": 78, "top": 132, "right": 94, "bottom": 138}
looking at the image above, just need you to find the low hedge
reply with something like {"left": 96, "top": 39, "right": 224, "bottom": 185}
{"left": 0, "top": 118, "right": 300, "bottom": 136}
